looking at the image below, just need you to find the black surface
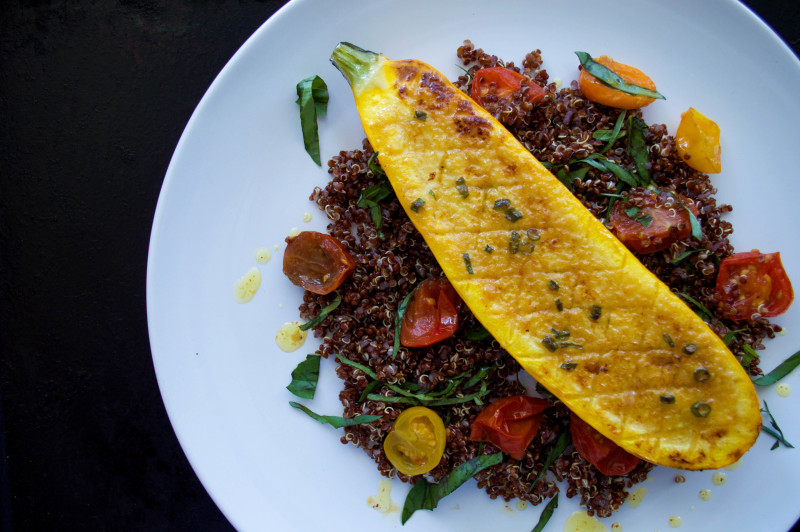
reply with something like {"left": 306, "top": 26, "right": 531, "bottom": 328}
{"left": 0, "top": 1, "right": 799, "bottom": 531}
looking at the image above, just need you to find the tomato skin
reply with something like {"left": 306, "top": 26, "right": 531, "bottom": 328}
{"left": 609, "top": 188, "right": 699, "bottom": 255}
{"left": 569, "top": 412, "right": 640, "bottom": 476}
{"left": 282, "top": 231, "right": 355, "bottom": 295}
{"left": 471, "top": 67, "right": 547, "bottom": 108}
{"left": 676, "top": 107, "right": 721, "bottom": 174}
{"left": 715, "top": 251, "right": 794, "bottom": 322}
{"left": 400, "top": 278, "right": 462, "bottom": 347}
{"left": 384, "top": 406, "right": 447, "bottom": 476}
{"left": 578, "top": 55, "right": 657, "bottom": 109}
{"left": 469, "top": 396, "right": 551, "bottom": 460}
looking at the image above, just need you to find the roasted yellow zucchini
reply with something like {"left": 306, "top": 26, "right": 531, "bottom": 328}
{"left": 330, "top": 43, "right": 760, "bottom": 470}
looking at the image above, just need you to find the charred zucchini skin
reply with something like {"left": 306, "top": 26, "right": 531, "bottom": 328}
{"left": 331, "top": 43, "right": 760, "bottom": 470}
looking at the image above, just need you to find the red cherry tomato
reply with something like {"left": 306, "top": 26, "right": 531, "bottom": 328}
{"left": 469, "top": 396, "right": 551, "bottom": 460}
{"left": 471, "top": 67, "right": 547, "bottom": 108}
{"left": 569, "top": 412, "right": 640, "bottom": 476}
{"left": 715, "top": 251, "right": 793, "bottom": 322}
{"left": 609, "top": 188, "right": 699, "bottom": 254}
{"left": 400, "top": 278, "right": 462, "bottom": 347}
{"left": 282, "top": 231, "right": 355, "bottom": 295}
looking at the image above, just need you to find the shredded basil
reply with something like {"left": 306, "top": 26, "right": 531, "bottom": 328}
{"left": 286, "top": 354, "right": 321, "bottom": 399}
{"left": 295, "top": 75, "right": 329, "bottom": 165}
{"left": 414, "top": 110, "right": 427, "bottom": 120}
{"left": 589, "top": 304, "right": 602, "bottom": 320}
{"left": 575, "top": 51, "right": 665, "bottom": 100}
{"left": 722, "top": 329, "right": 744, "bottom": 346}
{"left": 410, "top": 198, "right": 425, "bottom": 212}
{"left": 675, "top": 291, "right": 714, "bottom": 322}
{"left": 670, "top": 249, "right": 706, "bottom": 265}
{"left": 529, "top": 430, "right": 570, "bottom": 491}
{"left": 465, "top": 324, "right": 493, "bottom": 341}
{"left": 663, "top": 333, "right": 675, "bottom": 348}
{"left": 393, "top": 287, "right": 416, "bottom": 359}
{"left": 455, "top": 177, "right": 469, "bottom": 198}
{"left": 761, "top": 400, "right": 794, "bottom": 450}
{"left": 401, "top": 453, "right": 503, "bottom": 524}
{"left": 505, "top": 207, "right": 523, "bottom": 222}
{"left": 358, "top": 380, "right": 381, "bottom": 402}
{"left": 463, "top": 253, "right": 474, "bottom": 274}
{"left": 598, "top": 110, "right": 627, "bottom": 154}
{"left": 356, "top": 171, "right": 393, "bottom": 239}
{"left": 627, "top": 116, "right": 652, "bottom": 186}
{"left": 289, "top": 401, "right": 381, "bottom": 428}
{"left": 367, "top": 151, "right": 386, "bottom": 179}
{"left": 531, "top": 495, "right": 558, "bottom": 532}
{"left": 740, "top": 344, "right": 760, "bottom": 369}
{"left": 752, "top": 349, "right": 800, "bottom": 386}
{"left": 299, "top": 293, "right": 342, "bottom": 331}
{"left": 624, "top": 206, "right": 653, "bottom": 227}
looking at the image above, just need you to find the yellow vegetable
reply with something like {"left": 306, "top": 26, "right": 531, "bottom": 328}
{"left": 331, "top": 43, "right": 760, "bottom": 470}
{"left": 676, "top": 107, "right": 722, "bottom": 173}
{"left": 383, "top": 406, "right": 447, "bottom": 476}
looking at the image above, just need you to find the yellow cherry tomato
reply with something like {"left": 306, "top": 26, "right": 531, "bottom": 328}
{"left": 578, "top": 55, "right": 657, "bottom": 109}
{"left": 675, "top": 107, "right": 721, "bottom": 173}
{"left": 383, "top": 406, "right": 446, "bottom": 476}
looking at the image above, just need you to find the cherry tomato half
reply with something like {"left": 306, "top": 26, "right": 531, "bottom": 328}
{"left": 471, "top": 67, "right": 547, "bottom": 108}
{"left": 715, "top": 251, "right": 794, "bottom": 322}
{"left": 569, "top": 412, "right": 640, "bottom": 476}
{"left": 609, "top": 188, "right": 699, "bottom": 255}
{"left": 400, "top": 278, "right": 463, "bottom": 348}
{"left": 384, "top": 406, "right": 447, "bottom": 476}
{"left": 578, "top": 55, "right": 657, "bottom": 110}
{"left": 469, "top": 396, "right": 551, "bottom": 460}
{"left": 282, "top": 231, "right": 355, "bottom": 295}
{"left": 675, "top": 107, "right": 722, "bottom": 174}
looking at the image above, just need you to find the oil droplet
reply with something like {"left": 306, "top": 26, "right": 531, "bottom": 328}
{"left": 366, "top": 478, "right": 398, "bottom": 514}
{"left": 233, "top": 267, "right": 261, "bottom": 303}
{"left": 711, "top": 471, "right": 726, "bottom": 486}
{"left": 287, "top": 227, "right": 300, "bottom": 238}
{"left": 275, "top": 321, "right": 308, "bottom": 352}
{"left": 626, "top": 486, "right": 647, "bottom": 509}
{"left": 724, "top": 457, "right": 743, "bottom": 471}
{"left": 776, "top": 383, "right": 791, "bottom": 397}
{"left": 563, "top": 511, "right": 609, "bottom": 532}
{"left": 502, "top": 504, "right": 514, "bottom": 515}
{"left": 254, "top": 247, "right": 272, "bottom": 264}
{"left": 699, "top": 489, "right": 712, "bottom": 501}
{"left": 516, "top": 500, "right": 529, "bottom": 511}
{"left": 302, "top": 212, "right": 313, "bottom": 222}
{"left": 668, "top": 516, "right": 682, "bottom": 528}
{"left": 274, "top": 244, "right": 280, "bottom": 250}
{"left": 610, "top": 523, "right": 622, "bottom": 531}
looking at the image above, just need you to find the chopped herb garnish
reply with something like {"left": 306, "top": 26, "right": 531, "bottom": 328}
{"left": 660, "top": 394, "right": 676, "bottom": 404}
{"left": 761, "top": 400, "right": 794, "bottom": 450}
{"left": 531, "top": 495, "right": 558, "bottom": 532}
{"left": 752, "top": 349, "right": 800, "bottom": 386}
{"left": 295, "top": 75, "right": 329, "bottom": 165}
{"left": 627, "top": 115, "right": 653, "bottom": 186}
{"left": 484, "top": 244, "right": 494, "bottom": 253}
{"left": 551, "top": 328, "right": 570, "bottom": 340}
{"left": 670, "top": 249, "right": 706, "bottom": 265}
{"left": 401, "top": 453, "right": 503, "bottom": 524}
{"left": 690, "top": 401, "right": 711, "bottom": 418}
{"left": 547, "top": 279, "right": 559, "bottom": 291}
{"left": 493, "top": 198, "right": 511, "bottom": 210}
{"left": 356, "top": 174, "right": 394, "bottom": 239}
{"left": 722, "top": 329, "right": 745, "bottom": 346}
{"left": 681, "top": 201, "right": 703, "bottom": 240}
{"left": 589, "top": 305, "right": 602, "bottom": 321}
{"left": 555, "top": 299, "right": 563, "bottom": 312}
{"left": 509, "top": 231, "right": 521, "bottom": 254}
{"left": 410, "top": 198, "right": 425, "bottom": 212}
{"left": 428, "top": 189, "right": 436, "bottom": 199}
{"left": 289, "top": 401, "right": 382, "bottom": 428}
{"left": 598, "top": 110, "right": 627, "bottom": 154}
{"left": 663, "top": 333, "right": 675, "bottom": 348}
{"left": 575, "top": 51, "right": 665, "bottom": 100}
{"left": 741, "top": 344, "right": 760, "bottom": 369}
{"left": 358, "top": 379, "right": 381, "bottom": 402}
{"left": 414, "top": 110, "right": 427, "bottom": 120}
{"left": 505, "top": 207, "right": 523, "bottom": 222}
{"left": 683, "top": 344, "right": 698, "bottom": 355}
{"left": 508, "top": 230, "right": 537, "bottom": 255}
{"left": 675, "top": 291, "right": 715, "bottom": 322}
{"left": 299, "top": 292, "right": 342, "bottom": 331}
{"left": 560, "top": 362, "right": 578, "bottom": 370}
{"left": 463, "top": 253, "right": 475, "bottom": 274}
{"left": 624, "top": 206, "right": 653, "bottom": 227}
{"left": 542, "top": 336, "right": 558, "bottom": 352}
{"left": 694, "top": 368, "right": 711, "bottom": 382}
{"left": 286, "top": 354, "right": 321, "bottom": 400}
{"left": 455, "top": 177, "right": 469, "bottom": 198}
{"left": 393, "top": 287, "right": 416, "bottom": 359}
{"left": 367, "top": 151, "right": 386, "bottom": 179}
{"left": 529, "top": 430, "right": 570, "bottom": 491}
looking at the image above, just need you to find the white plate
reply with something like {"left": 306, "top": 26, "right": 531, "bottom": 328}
{"left": 147, "top": 0, "right": 800, "bottom": 530}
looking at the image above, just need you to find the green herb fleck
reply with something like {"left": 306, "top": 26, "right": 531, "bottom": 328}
{"left": 299, "top": 292, "right": 342, "bottom": 331}
{"left": 663, "top": 333, "right": 675, "bottom": 348}
{"left": 575, "top": 51, "right": 665, "bottom": 100}
{"left": 542, "top": 336, "right": 558, "bottom": 352}
{"left": 741, "top": 344, "right": 760, "bottom": 369}
{"left": 428, "top": 189, "right": 437, "bottom": 199}
{"left": 529, "top": 431, "right": 570, "bottom": 491}
{"left": 295, "top": 75, "right": 329, "bottom": 165}
{"left": 414, "top": 110, "right": 427, "bottom": 120}
{"left": 463, "top": 253, "right": 474, "bottom": 274}
{"left": 551, "top": 328, "right": 570, "bottom": 340}
{"left": 752, "top": 349, "right": 800, "bottom": 386}
{"left": 624, "top": 206, "right": 653, "bottom": 227}
{"left": 505, "top": 207, "right": 523, "bottom": 222}
{"left": 393, "top": 287, "right": 416, "bottom": 359}
{"left": 286, "top": 354, "right": 321, "bottom": 400}
{"left": 555, "top": 299, "right": 563, "bottom": 312}
{"left": 660, "top": 394, "right": 676, "bottom": 404}
{"left": 627, "top": 115, "right": 653, "bottom": 186}
{"left": 455, "top": 177, "right": 469, "bottom": 198}
{"left": 589, "top": 305, "right": 602, "bottom": 321}
{"left": 547, "top": 279, "right": 559, "bottom": 291}
{"left": 289, "top": 401, "right": 382, "bottom": 428}
{"left": 484, "top": 244, "right": 494, "bottom": 253}
{"left": 560, "top": 362, "right": 578, "bottom": 370}
{"left": 694, "top": 368, "right": 711, "bottom": 382}
{"left": 598, "top": 110, "right": 627, "bottom": 154}
{"left": 410, "top": 198, "right": 425, "bottom": 212}
{"left": 367, "top": 151, "right": 386, "bottom": 179}
{"left": 722, "top": 329, "right": 745, "bottom": 346}
{"left": 493, "top": 198, "right": 511, "bottom": 210}
{"left": 690, "top": 401, "right": 711, "bottom": 418}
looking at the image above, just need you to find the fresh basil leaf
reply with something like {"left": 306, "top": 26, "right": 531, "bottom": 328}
{"left": 624, "top": 206, "right": 652, "bottom": 227}
{"left": 357, "top": 180, "right": 393, "bottom": 206}
{"left": 367, "top": 151, "right": 386, "bottom": 179}
{"left": 358, "top": 379, "right": 382, "bottom": 402}
{"left": 555, "top": 168, "right": 573, "bottom": 191}
{"left": 465, "top": 324, "right": 493, "bottom": 341}
{"left": 530, "top": 430, "right": 570, "bottom": 491}
{"left": 599, "top": 158, "right": 640, "bottom": 188}
{"left": 752, "top": 349, "right": 800, "bottom": 386}
{"left": 670, "top": 249, "right": 706, "bottom": 265}
{"left": 627, "top": 116, "right": 652, "bottom": 186}
{"left": 296, "top": 75, "right": 328, "bottom": 165}
{"left": 286, "top": 354, "right": 321, "bottom": 399}
{"left": 599, "top": 110, "right": 627, "bottom": 154}
{"left": 400, "top": 453, "right": 503, "bottom": 524}
{"left": 394, "top": 287, "right": 416, "bottom": 359}
{"left": 684, "top": 204, "right": 702, "bottom": 240}
{"left": 289, "top": 401, "right": 382, "bottom": 428}
{"left": 575, "top": 51, "right": 665, "bottom": 100}
{"left": 741, "top": 344, "right": 760, "bottom": 369}
{"left": 299, "top": 293, "right": 342, "bottom": 331}
{"left": 675, "top": 291, "right": 714, "bottom": 322}
{"left": 531, "top": 495, "right": 558, "bottom": 532}
{"left": 722, "top": 329, "right": 745, "bottom": 346}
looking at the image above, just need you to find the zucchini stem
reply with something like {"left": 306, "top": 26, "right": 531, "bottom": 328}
{"left": 330, "top": 42, "right": 380, "bottom": 88}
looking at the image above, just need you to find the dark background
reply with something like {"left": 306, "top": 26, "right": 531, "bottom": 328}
{"left": 0, "top": 1, "right": 798, "bottom": 530}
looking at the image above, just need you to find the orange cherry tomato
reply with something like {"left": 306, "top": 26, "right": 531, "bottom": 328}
{"left": 569, "top": 412, "right": 640, "bottom": 476}
{"left": 578, "top": 55, "right": 657, "bottom": 109}
{"left": 400, "top": 278, "right": 462, "bottom": 347}
{"left": 282, "top": 231, "right": 355, "bottom": 295}
{"left": 469, "top": 396, "right": 551, "bottom": 460}
{"left": 609, "top": 188, "right": 699, "bottom": 254}
{"left": 715, "top": 251, "right": 794, "bottom": 322}
{"left": 384, "top": 406, "right": 447, "bottom": 476}
{"left": 675, "top": 107, "right": 722, "bottom": 173}
{"left": 471, "top": 67, "right": 547, "bottom": 108}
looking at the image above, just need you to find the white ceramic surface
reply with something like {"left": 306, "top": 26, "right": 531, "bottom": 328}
{"left": 147, "top": 0, "right": 800, "bottom": 530}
